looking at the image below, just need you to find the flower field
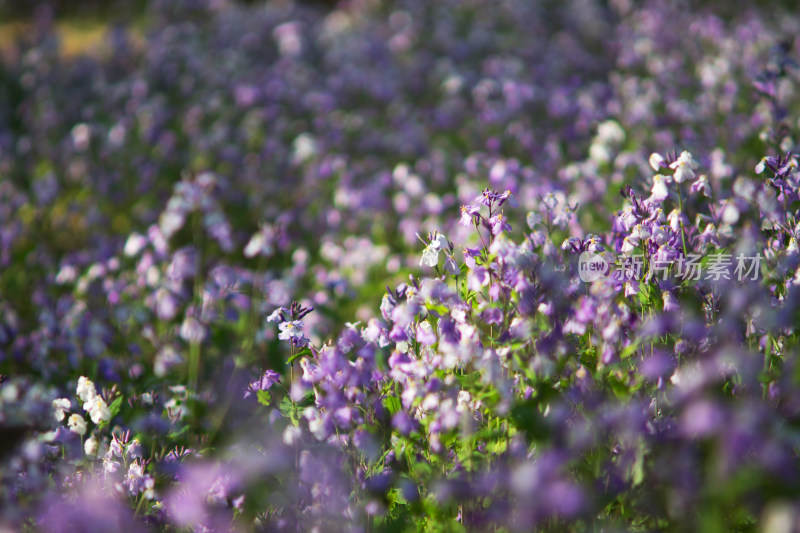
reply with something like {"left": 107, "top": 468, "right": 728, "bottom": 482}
{"left": 2, "top": 0, "right": 800, "bottom": 530}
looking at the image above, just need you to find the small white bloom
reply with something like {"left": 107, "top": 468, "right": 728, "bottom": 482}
{"left": 266, "top": 307, "right": 287, "bottom": 323}
{"left": 669, "top": 151, "right": 698, "bottom": 183}
{"left": 243, "top": 224, "right": 276, "bottom": 258}
{"left": 104, "top": 455, "right": 121, "bottom": 474}
{"left": 282, "top": 425, "right": 302, "bottom": 446}
{"left": 650, "top": 174, "right": 669, "bottom": 202}
{"left": 291, "top": 133, "right": 317, "bottom": 164}
{"left": 722, "top": 203, "right": 740, "bottom": 224}
{"left": 278, "top": 320, "right": 305, "bottom": 341}
{"left": 649, "top": 152, "right": 665, "bottom": 171}
{"left": 419, "top": 246, "right": 440, "bottom": 267}
{"left": 526, "top": 211, "right": 542, "bottom": 229}
{"left": 68, "top": 414, "right": 87, "bottom": 436}
{"left": 179, "top": 316, "right": 207, "bottom": 344}
{"left": 84, "top": 435, "right": 98, "bottom": 456}
{"left": 621, "top": 235, "right": 639, "bottom": 254}
{"left": 631, "top": 224, "right": 650, "bottom": 240}
{"left": 123, "top": 233, "right": 147, "bottom": 257}
{"left": 596, "top": 120, "right": 625, "bottom": 145}
{"left": 667, "top": 209, "right": 685, "bottom": 233}
{"left": 84, "top": 396, "right": 111, "bottom": 425}
{"left": 690, "top": 174, "right": 712, "bottom": 197}
{"left": 76, "top": 377, "right": 97, "bottom": 403}
{"left": 419, "top": 233, "right": 449, "bottom": 268}
{"left": 52, "top": 398, "right": 71, "bottom": 422}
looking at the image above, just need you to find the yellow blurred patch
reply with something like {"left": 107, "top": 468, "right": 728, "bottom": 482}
{"left": 0, "top": 20, "right": 143, "bottom": 60}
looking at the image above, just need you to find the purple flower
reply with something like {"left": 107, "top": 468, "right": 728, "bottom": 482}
{"left": 481, "top": 307, "right": 504, "bottom": 325}
{"left": 690, "top": 175, "right": 711, "bottom": 197}
{"left": 463, "top": 247, "right": 482, "bottom": 269}
{"left": 244, "top": 369, "right": 281, "bottom": 398}
{"left": 415, "top": 321, "right": 437, "bottom": 346}
{"left": 488, "top": 213, "right": 511, "bottom": 235}
{"left": 392, "top": 411, "right": 415, "bottom": 436}
{"left": 459, "top": 204, "right": 480, "bottom": 227}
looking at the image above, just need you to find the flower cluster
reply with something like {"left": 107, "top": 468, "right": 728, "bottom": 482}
{"left": 1, "top": 0, "right": 800, "bottom": 531}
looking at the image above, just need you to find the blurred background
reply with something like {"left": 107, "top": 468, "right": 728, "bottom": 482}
{"left": 0, "top": 0, "right": 340, "bottom": 58}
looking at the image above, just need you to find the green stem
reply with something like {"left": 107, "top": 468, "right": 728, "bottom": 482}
{"left": 188, "top": 211, "right": 205, "bottom": 394}
{"left": 676, "top": 185, "right": 689, "bottom": 258}
{"left": 133, "top": 492, "right": 147, "bottom": 518}
{"left": 188, "top": 340, "right": 200, "bottom": 394}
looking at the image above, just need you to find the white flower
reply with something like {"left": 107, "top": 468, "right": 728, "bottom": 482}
{"left": 596, "top": 120, "right": 625, "bottom": 145}
{"left": 84, "top": 436, "right": 98, "bottom": 456}
{"left": 278, "top": 320, "right": 304, "bottom": 341}
{"left": 179, "top": 316, "right": 207, "bottom": 344}
{"left": 419, "top": 233, "right": 449, "bottom": 268}
{"left": 631, "top": 224, "right": 650, "bottom": 240}
{"left": 104, "top": 455, "right": 121, "bottom": 474}
{"left": 68, "top": 414, "right": 87, "bottom": 436}
{"left": 542, "top": 193, "right": 558, "bottom": 210}
{"left": 621, "top": 235, "right": 639, "bottom": 254}
{"left": 52, "top": 398, "right": 71, "bottom": 422}
{"left": 282, "top": 425, "right": 302, "bottom": 446}
{"left": 669, "top": 151, "right": 698, "bottom": 183}
{"left": 667, "top": 209, "right": 685, "bottom": 233}
{"left": 420, "top": 246, "right": 439, "bottom": 267}
{"left": 84, "top": 396, "right": 111, "bottom": 425}
{"left": 526, "top": 211, "right": 542, "bottom": 229}
{"left": 266, "top": 307, "right": 287, "bottom": 323}
{"left": 123, "top": 233, "right": 147, "bottom": 257}
{"left": 650, "top": 174, "right": 670, "bottom": 202}
{"left": 243, "top": 224, "right": 276, "bottom": 258}
{"left": 649, "top": 152, "right": 665, "bottom": 171}
{"left": 76, "top": 376, "right": 97, "bottom": 403}
{"left": 690, "top": 174, "right": 712, "bottom": 197}
{"left": 722, "top": 203, "right": 740, "bottom": 224}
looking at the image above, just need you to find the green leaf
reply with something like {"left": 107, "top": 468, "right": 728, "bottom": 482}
{"left": 108, "top": 395, "right": 124, "bottom": 419}
{"left": 383, "top": 395, "right": 401, "bottom": 415}
{"left": 287, "top": 347, "right": 312, "bottom": 365}
{"left": 425, "top": 302, "right": 449, "bottom": 316}
{"left": 97, "top": 395, "right": 124, "bottom": 430}
{"left": 257, "top": 389, "right": 271, "bottom": 407}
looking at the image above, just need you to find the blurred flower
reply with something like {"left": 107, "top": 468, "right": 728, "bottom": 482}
{"left": 690, "top": 174, "right": 711, "bottom": 197}
{"left": 244, "top": 370, "right": 281, "bottom": 398}
{"left": 649, "top": 152, "right": 666, "bottom": 171}
{"left": 52, "top": 398, "right": 71, "bottom": 422}
{"left": 84, "top": 436, "right": 98, "bottom": 456}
